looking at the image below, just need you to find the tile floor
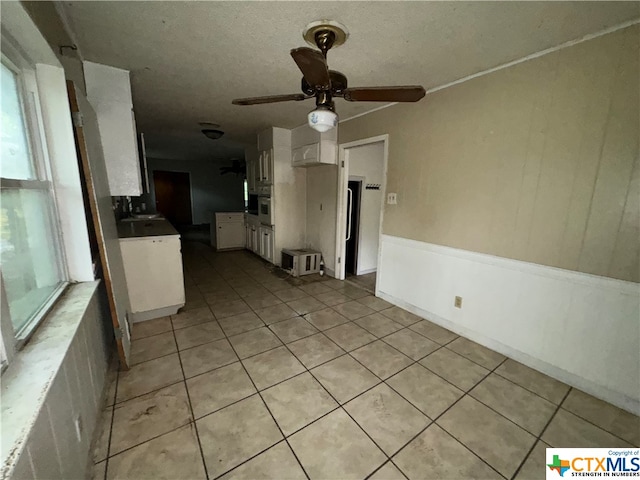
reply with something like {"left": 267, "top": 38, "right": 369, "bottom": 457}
{"left": 91, "top": 243, "right": 639, "bottom": 480}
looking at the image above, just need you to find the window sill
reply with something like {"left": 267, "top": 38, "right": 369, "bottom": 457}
{"left": 1, "top": 281, "right": 101, "bottom": 475}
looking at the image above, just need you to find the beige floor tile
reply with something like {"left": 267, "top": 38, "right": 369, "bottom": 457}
{"left": 420, "top": 347, "right": 489, "bottom": 390}
{"left": 180, "top": 338, "right": 238, "bottom": 378}
{"left": 287, "top": 297, "right": 327, "bottom": 315}
{"left": 383, "top": 329, "right": 439, "bottom": 360}
{"left": 322, "top": 278, "right": 346, "bottom": 289}
{"left": 211, "top": 299, "right": 252, "bottom": 319}
{"left": 409, "top": 320, "right": 458, "bottom": 345}
{"left": 174, "top": 321, "right": 225, "bottom": 350}
{"left": 187, "top": 362, "right": 256, "bottom": 418}
{"left": 289, "top": 409, "right": 386, "bottom": 480}
{"left": 513, "top": 440, "right": 550, "bottom": 480}
{"left": 91, "top": 461, "right": 106, "bottom": 480}
{"left": 438, "top": 396, "right": 536, "bottom": 477}
{"left": 273, "top": 287, "right": 308, "bottom": 302}
{"left": 337, "top": 284, "right": 371, "bottom": 299}
{"left": 233, "top": 284, "right": 270, "bottom": 298}
{"left": 110, "top": 383, "right": 191, "bottom": 454}
{"left": 387, "top": 364, "right": 463, "bottom": 418}
{"left": 171, "top": 307, "right": 214, "bottom": 330}
{"left": 299, "top": 282, "right": 333, "bottom": 296}
{"left": 311, "top": 355, "right": 379, "bottom": 404}
{"left": 229, "top": 327, "right": 283, "bottom": 359}
{"left": 356, "top": 296, "right": 392, "bottom": 312}
{"left": 332, "top": 301, "right": 376, "bottom": 320}
{"left": 447, "top": 337, "right": 506, "bottom": 369}
{"left": 324, "top": 322, "right": 377, "bottom": 351}
{"left": 131, "top": 317, "right": 173, "bottom": 340}
{"left": 254, "top": 303, "right": 298, "bottom": 325}
{"left": 268, "top": 317, "right": 319, "bottom": 343}
{"left": 196, "top": 280, "right": 229, "bottom": 294}
{"left": 314, "top": 290, "right": 352, "bottom": 307}
{"left": 562, "top": 389, "right": 639, "bottom": 445}
{"left": 130, "top": 332, "right": 177, "bottom": 365}
{"left": 116, "top": 354, "right": 183, "bottom": 403}
{"left": 369, "top": 462, "right": 406, "bottom": 480}
{"left": 345, "top": 384, "right": 430, "bottom": 455}
{"left": 197, "top": 395, "right": 283, "bottom": 478}
{"left": 351, "top": 341, "right": 412, "bottom": 379}
{"left": 219, "top": 442, "right": 307, "bottom": 480}
{"left": 541, "top": 409, "right": 632, "bottom": 447}
{"left": 287, "top": 334, "right": 345, "bottom": 368}
{"left": 261, "top": 279, "right": 291, "bottom": 293}
{"left": 106, "top": 425, "right": 206, "bottom": 480}
{"left": 379, "top": 306, "right": 422, "bottom": 326}
{"left": 92, "top": 407, "right": 112, "bottom": 463}
{"left": 218, "top": 311, "right": 264, "bottom": 337}
{"left": 354, "top": 313, "right": 404, "bottom": 338}
{"left": 495, "top": 359, "right": 569, "bottom": 405}
{"left": 242, "top": 346, "right": 305, "bottom": 390}
{"left": 303, "top": 307, "right": 351, "bottom": 331}
{"left": 261, "top": 372, "right": 338, "bottom": 436}
{"left": 394, "top": 424, "right": 502, "bottom": 480}
{"left": 470, "top": 373, "right": 556, "bottom": 435}
{"left": 244, "top": 293, "right": 282, "bottom": 310}
{"left": 204, "top": 291, "right": 241, "bottom": 305}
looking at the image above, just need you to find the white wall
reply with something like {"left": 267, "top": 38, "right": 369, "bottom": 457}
{"left": 305, "top": 165, "right": 338, "bottom": 275}
{"left": 147, "top": 157, "right": 245, "bottom": 225}
{"left": 348, "top": 142, "right": 385, "bottom": 275}
{"left": 377, "top": 235, "right": 640, "bottom": 415}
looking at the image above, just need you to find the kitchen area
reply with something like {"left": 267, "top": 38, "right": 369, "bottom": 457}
{"left": 83, "top": 58, "right": 341, "bottom": 342}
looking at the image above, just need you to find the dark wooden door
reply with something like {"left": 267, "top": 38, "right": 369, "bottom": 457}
{"left": 153, "top": 170, "right": 193, "bottom": 226}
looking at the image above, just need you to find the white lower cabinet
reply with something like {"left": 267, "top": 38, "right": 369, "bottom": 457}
{"left": 119, "top": 235, "right": 185, "bottom": 322}
{"left": 259, "top": 225, "right": 274, "bottom": 263}
{"left": 213, "top": 212, "right": 245, "bottom": 250}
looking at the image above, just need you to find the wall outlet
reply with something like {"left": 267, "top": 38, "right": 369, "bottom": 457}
{"left": 454, "top": 296, "right": 463, "bottom": 308}
{"left": 387, "top": 193, "right": 398, "bottom": 205}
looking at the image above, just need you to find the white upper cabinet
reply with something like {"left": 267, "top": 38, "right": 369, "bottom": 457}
{"left": 84, "top": 61, "right": 142, "bottom": 196}
{"left": 291, "top": 124, "right": 337, "bottom": 167}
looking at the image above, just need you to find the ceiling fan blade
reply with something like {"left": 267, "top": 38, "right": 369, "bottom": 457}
{"left": 342, "top": 86, "right": 426, "bottom": 102}
{"left": 232, "top": 94, "right": 310, "bottom": 105}
{"left": 290, "top": 47, "right": 330, "bottom": 90}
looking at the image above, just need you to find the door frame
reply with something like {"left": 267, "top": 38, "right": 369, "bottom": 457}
{"left": 334, "top": 134, "right": 389, "bottom": 291}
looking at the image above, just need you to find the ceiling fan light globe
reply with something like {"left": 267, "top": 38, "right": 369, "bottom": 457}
{"left": 308, "top": 108, "right": 338, "bottom": 133}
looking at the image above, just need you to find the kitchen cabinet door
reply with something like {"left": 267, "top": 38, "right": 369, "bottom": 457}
{"left": 250, "top": 226, "right": 259, "bottom": 253}
{"left": 260, "top": 226, "right": 274, "bottom": 263}
{"left": 217, "top": 222, "right": 245, "bottom": 250}
{"left": 259, "top": 149, "right": 273, "bottom": 185}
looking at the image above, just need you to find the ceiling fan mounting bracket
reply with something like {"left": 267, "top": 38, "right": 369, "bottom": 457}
{"left": 302, "top": 20, "right": 349, "bottom": 51}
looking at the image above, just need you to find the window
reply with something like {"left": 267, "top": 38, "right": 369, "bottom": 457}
{"left": 1, "top": 54, "right": 67, "bottom": 362}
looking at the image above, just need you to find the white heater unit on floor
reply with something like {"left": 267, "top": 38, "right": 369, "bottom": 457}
{"left": 281, "top": 249, "right": 321, "bottom": 277}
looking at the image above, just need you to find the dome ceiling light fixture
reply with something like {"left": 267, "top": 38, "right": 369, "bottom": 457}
{"left": 231, "top": 20, "right": 426, "bottom": 133}
{"left": 201, "top": 128, "right": 224, "bottom": 140}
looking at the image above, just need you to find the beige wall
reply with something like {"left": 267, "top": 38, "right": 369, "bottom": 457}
{"left": 339, "top": 25, "right": 639, "bottom": 283}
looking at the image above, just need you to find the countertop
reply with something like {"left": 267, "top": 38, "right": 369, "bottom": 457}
{"left": 117, "top": 218, "right": 180, "bottom": 239}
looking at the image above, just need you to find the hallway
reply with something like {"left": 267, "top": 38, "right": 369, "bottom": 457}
{"left": 91, "top": 243, "right": 639, "bottom": 480}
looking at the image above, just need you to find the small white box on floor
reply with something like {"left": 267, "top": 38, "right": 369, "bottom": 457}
{"left": 281, "top": 249, "right": 321, "bottom": 276}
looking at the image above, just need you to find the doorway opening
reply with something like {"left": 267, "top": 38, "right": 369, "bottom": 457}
{"left": 335, "top": 136, "right": 388, "bottom": 294}
{"left": 153, "top": 170, "right": 193, "bottom": 227}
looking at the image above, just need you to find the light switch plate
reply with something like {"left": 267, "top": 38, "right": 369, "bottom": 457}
{"left": 387, "top": 193, "right": 398, "bottom": 205}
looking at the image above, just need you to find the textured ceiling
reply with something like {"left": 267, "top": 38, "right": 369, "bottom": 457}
{"left": 62, "top": 1, "right": 639, "bottom": 159}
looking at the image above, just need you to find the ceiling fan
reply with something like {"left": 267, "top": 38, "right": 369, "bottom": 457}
{"left": 232, "top": 21, "right": 426, "bottom": 132}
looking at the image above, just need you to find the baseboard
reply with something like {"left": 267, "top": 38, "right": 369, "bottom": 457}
{"left": 131, "top": 304, "right": 183, "bottom": 323}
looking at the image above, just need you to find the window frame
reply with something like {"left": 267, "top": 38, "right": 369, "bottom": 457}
{"left": 0, "top": 38, "right": 69, "bottom": 365}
